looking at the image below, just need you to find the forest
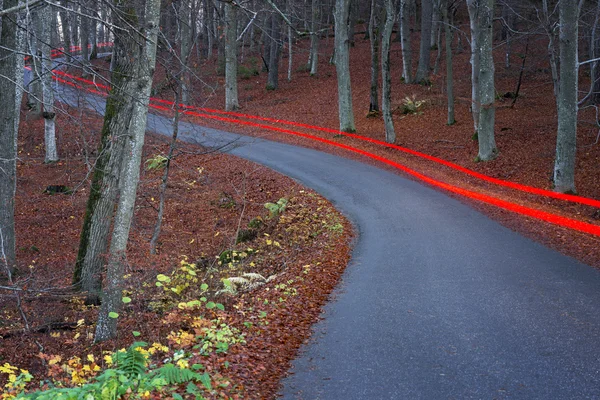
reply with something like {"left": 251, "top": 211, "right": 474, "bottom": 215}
{"left": 1, "top": 0, "right": 600, "bottom": 398}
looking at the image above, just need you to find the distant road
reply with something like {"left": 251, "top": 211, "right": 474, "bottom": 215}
{"left": 55, "top": 79, "right": 600, "bottom": 400}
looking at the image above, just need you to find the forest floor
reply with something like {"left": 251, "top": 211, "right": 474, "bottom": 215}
{"left": 2, "top": 25, "right": 600, "bottom": 399}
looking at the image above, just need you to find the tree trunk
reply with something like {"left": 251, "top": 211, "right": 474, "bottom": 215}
{"left": 28, "top": 12, "right": 42, "bottom": 114}
{"left": 415, "top": 0, "right": 433, "bottom": 83}
{"left": 400, "top": 0, "right": 413, "bottom": 83}
{"left": 0, "top": 0, "right": 25, "bottom": 275}
{"left": 224, "top": 1, "right": 239, "bottom": 109}
{"left": 180, "top": 0, "right": 192, "bottom": 104}
{"left": 543, "top": 0, "right": 559, "bottom": 98}
{"left": 335, "top": 0, "right": 356, "bottom": 132}
{"left": 309, "top": 0, "right": 319, "bottom": 75}
{"left": 442, "top": 0, "right": 454, "bottom": 125}
{"left": 467, "top": 0, "right": 481, "bottom": 134}
{"left": 58, "top": 0, "right": 72, "bottom": 63}
{"left": 382, "top": 0, "right": 396, "bottom": 143}
{"left": 368, "top": 0, "right": 380, "bottom": 114}
{"left": 476, "top": 0, "right": 497, "bottom": 161}
{"left": 80, "top": 2, "right": 91, "bottom": 78}
{"left": 267, "top": 10, "right": 281, "bottom": 90}
{"left": 39, "top": 5, "right": 58, "bottom": 163}
{"left": 553, "top": 0, "right": 579, "bottom": 193}
{"left": 95, "top": 0, "right": 160, "bottom": 343}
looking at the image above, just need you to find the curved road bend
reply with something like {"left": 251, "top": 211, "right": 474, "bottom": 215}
{"left": 58, "top": 85, "right": 600, "bottom": 399}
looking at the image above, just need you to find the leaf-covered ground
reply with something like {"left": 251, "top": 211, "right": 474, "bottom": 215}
{"left": 0, "top": 106, "right": 352, "bottom": 398}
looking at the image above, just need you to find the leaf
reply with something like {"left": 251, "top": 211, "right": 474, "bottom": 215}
{"left": 205, "top": 302, "right": 216, "bottom": 309}
{"left": 156, "top": 274, "right": 171, "bottom": 282}
{"left": 216, "top": 303, "right": 225, "bottom": 311}
{"left": 173, "top": 394, "right": 184, "bottom": 400}
{"left": 199, "top": 372, "right": 212, "bottom": 391}
{"left": 132, "top": 331, "right": 141, "bottom": 337}
{"left": 122, "top": 297, "right": 132, "bottom": 304}
{"left": 108, "top": 312, "right": 119, "bottom": 319}
{"left": 200, "top": 283, "right": 209, "bottom": 291}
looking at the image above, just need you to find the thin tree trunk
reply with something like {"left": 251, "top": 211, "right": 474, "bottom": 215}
{"left": 309, "top": 0, "right": 319, "bottom": 75}
{"left": 476, "top": 0, "right": 497, "bottom": 161}
{"left": 335, "top": 0, "right": 356, "bottom": 132}
{"left": 0, "top": 0, "right": 25, "bottom": 275}
{"left": 369, "top": 0, "right": 380, "bottom": 114}
{"left": 553, "top": 0, "right": 579, "bottom": 193}
{"left": 95, "top": 0, "right": 161, "bottom": 343}
{"left": 543, "top": 0, "right": 559, "bottom": 98}
{"left": 150, "top": 92, "right": 180, "bottom": 254}
{"left": 400, "top": 0, "right": 413, "bottom": 83}
{"left": 28, "top": 12, "right": 42, "bottom": 114}
{"left": 442, "top": 0, "right": 454, "bottom": 125}
{"left": 467, "top": 0, "right": 480, "bottom": 134}
{"left": 39, "top": 5, "right": 57, "bottom": 163}
{"left": 267, "top": 10, "right": 281, "bottom": 90}
{"left": 415, "top": 0, "right": 433, "bottom": 83}
{"left": 180, "top": 0, "right": 192, "bottom": 104}
{"left": 58, "top": 0, "right": 72, "bottom": 63}
{"left": 287, "top": 1, "right": 292, "bottom": 82}
{"left": 382, "top": 0, "right": 395, "bottom": 143}
{"left": 80, "top": 2, "right": 91, "bottom": 78}
{"left": 224, "top": 0, "right": 239, "bottom": 109}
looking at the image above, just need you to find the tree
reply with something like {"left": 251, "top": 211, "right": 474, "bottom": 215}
{"left": 442, "top": 0, "right": 455, "bottom": 125}
{"left": 39, "top": 4, "right": 58, "bottom": 163}
{"left": 74, "top": 0, "right": 160, "bottom": 311}
{"left": 381, "top": 0, "right": 396, "bottom": 143}
{"left": 476, "top": 0, "right": 497, "bottom": 161}
{"left": 368, "top": 0, "right": 381, "bottom": 114}
{"left": 415, "top": 0, "right": 433, "bottom": 83}
{"left": 224, "top": 0, "right": 239, "bottom": 110}
{"left": 466, "top": 0, "right": 481, "bottom": 134}
{"left": 399, "top": 0, "right": 413, "bottom": 83}
{"left": 266, "top": 9, "right": 282, "bottom": 90}
{"left": 334, "top": 0, "right": 356, "bottom": 132}
{"left": 0, "top": 0, "right": 25, "bottom": 275}
{"left": 94, "top": 0, "right": 161, "bottom": 342}
{"left": 309, "top": 0, "right": 320, "bottom": 76}
{"left": 553, "top": 0, "right": 579, "bottom": 193}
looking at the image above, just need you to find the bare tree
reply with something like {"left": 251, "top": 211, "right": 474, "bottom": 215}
{"left": 95, "top": 0, "right": 161, "bottom": 342}
{"left": 466, "top": 0, "right": 480, "bottom": 134}
{"left": 368, "top": 0, "right": 381, "bottom": 114}
{"left": 476, "top": 0, "right": 497, "bottom": 161}
{"left": 309, "top": 0, "right": 320, "bottom": 75}
{"left": 0, "top": 0, "right": 25, "bottom": 275}
{"left": 553, "top": 0, "right": 579, "bottom": 193}
{"left": 382, "top": 0, "right": 396, "bottom": 143}
{"left": 399, "top": 0, "right": 413, "bottom": 83}
{"left": 415, "top": 0, "right": 433, "bottom": 83}
{"left": 442, "top": 0, "right": 454, "bottom": 125}
{"left": 39, "top": 4, "right": 58, "bottom": 163}
{"left": 335, "top": 0, "right": 355, "bottom": 132}
{"left": 224, "top": 0, "right": 239, "bottom": 109}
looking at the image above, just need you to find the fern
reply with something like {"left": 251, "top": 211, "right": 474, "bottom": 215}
{"left": 114, "top": 341, "right": 148, "bottom": 378}
{"left": 155, "top": 363, "right": 201, "bottom": 385}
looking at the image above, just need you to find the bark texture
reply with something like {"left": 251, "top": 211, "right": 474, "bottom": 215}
{"left": 400, "top": 0, "right": 413, "bottom": 83}
{"left": 476, "top": 0, "right": 497, "bottom": 161}
{"left": 0, "top": 0, "right": 24, "bottom": 274}
{"left": 309, "top": 0, "right": 320, "bottom": 76}
{"left": 95, "top": 0, "right": 160, "bottom": 342}
{"left": 442, "top": 0, "right": 454, "bottom": 125}
{"left": 224, "top": 1, "right": 239, "bottom": 110}
{"left": 334, "top": 0, "right": 356, "bottom": 132}
{"left": 553, "top": 0, "right": 579, "bottom": 193}
{"left": 467, "top": 0, "right": 481, "bottom": 133}
{"left": 415, "top": 0, "right": 433, "bottom": 83}
{"left": 382, "top": 0, "right": 395, "bottom": 143}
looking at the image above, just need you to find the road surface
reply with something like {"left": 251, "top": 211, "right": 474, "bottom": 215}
{"left": 55, "top": 82, "right": 600, "bottom": 399}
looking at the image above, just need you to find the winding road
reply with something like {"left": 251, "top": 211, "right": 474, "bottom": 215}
{"left": 52, "top": 80, "right": 600, "bottom": 399}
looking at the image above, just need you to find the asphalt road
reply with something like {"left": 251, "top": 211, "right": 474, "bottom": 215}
{"left": 55, "top": 83, "right": 600, "bottom": 399}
